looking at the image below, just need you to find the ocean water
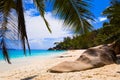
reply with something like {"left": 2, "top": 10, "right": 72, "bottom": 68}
{"left": 0, "top": 50, "right": 66, "bottom": 60}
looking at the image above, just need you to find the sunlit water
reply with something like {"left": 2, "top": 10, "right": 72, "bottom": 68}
{"left": 0, "top": 49, "right": 66, "bottom": 60}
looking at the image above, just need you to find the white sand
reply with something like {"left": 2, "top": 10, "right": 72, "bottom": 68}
{"left": 0, "top": 50, "right": 120, "bottom": 80}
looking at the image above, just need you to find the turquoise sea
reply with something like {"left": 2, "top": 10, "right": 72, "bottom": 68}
{"left": 0, "top": 50, "right": 66, "bottom": 60}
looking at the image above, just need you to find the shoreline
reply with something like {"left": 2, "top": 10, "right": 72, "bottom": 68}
{"left": 0, "top": 49, "right": 120, "bottom": 80}
{"left": 0, "top": 50, "right": 66, "bottom": 61}
{"left": 0, "top": 50, "right": 67, "bottom": 73}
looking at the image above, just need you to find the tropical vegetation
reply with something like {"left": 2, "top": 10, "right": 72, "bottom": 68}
{"left": 49, "top": 0, "right": 120, "bottom": 50}
{"left": 0, "top": 0, "right": 93, "bottom": 63}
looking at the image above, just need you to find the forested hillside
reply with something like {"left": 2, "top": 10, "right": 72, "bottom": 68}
{"left": 49, "top": 0, "right": 120, "bottom": 50}
{"left": 48, "top": 25, "right": 120, "bottom": 50}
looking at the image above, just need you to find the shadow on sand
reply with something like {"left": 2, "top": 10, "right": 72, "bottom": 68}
{"left": 21, "top": 75, "right": 38, "bottom": 80}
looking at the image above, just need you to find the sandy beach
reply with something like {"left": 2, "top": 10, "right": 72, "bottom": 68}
{"left": 0, "top": 50, "right": 120, "bottom": 80}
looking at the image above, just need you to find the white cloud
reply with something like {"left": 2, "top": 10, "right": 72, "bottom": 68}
{"left": 92, "top": 17, "right": 107, "bottom": 24}
{"left": 98, "top": 17, "right": 107, "bottom": 22}
{"left": 25, "top": 12, "right": 73, "bottom": 49}
{"left": 24, "top": 0, "right": 33, "bottom": 4}
{"left": 25, "top": 9, "right": 39, "bottom": 16}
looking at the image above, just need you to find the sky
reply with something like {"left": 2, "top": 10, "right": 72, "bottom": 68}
{"left": 20, "top": 0, "right": 110, "bottom": 49}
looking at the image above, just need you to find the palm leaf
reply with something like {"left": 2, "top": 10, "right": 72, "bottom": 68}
{"left": 0, "top": 0, "right": 94, "bottom": 63}
{"left": 33, "top": 0, "right": 52, "bottom": 33}
{"left": 51, "top": 0, "right": 94, "bottom": 34}
{"left": 102, "top": 0, "right": 120, "bottom": 42}
{"left": 16, "top": 0, "right": 31, "bottom": 55}
{"left": 0, "top": 0, "right": 30, "bottom": 63}
{"left": 103, "top": 0, "right": 120, "bottom": 22}
{"left": 0, "top": 0, "right": 16, "bottom": 64}
{"left": 0, "top": 38, "right": 11, "bottom": 64}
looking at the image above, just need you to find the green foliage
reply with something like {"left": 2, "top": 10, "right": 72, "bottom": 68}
{"left": 52, "top": 0, "right": 94, "bottom": 33}
{"left": 49, "top": 0, "right": 120, "bottom": 50}
{"left": 102, "top": 0, "right": 120, "bottom": 42}
{"left": 0, "top": 0, "right": 94, "bottom": 63}
{"left": 50, "top": 23, "right": 120, "bottom": 50}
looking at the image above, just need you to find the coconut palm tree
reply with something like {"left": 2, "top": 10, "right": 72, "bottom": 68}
{"left": 103, "top": 0, "right": 120, "bottom": 27}
{"left": 0, "top": 0, "right": 94, "bottom": 63}
{"left": 103, "top": 0, "right": 120, "bottom": 42}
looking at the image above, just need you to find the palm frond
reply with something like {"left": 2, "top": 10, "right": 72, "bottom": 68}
{"left": 102, "top": 0, "right": 120, "bottom": 43}
{"left": 51, "top": 0, "right": 94, "bottom": 34}
{"left": 16, "top": 0, "right": 31, "bottom": 55}
{"left": 0, "top": 0, "right": 30, "bottom": 63}
{"left": 0, "top": 0, "right": 16, "bottom": 64}
{"left": 0, "top": 16, "right": 11, "bottom": 64}
{"left": 33, "top": 0, "right": 52, "bottom": 33}
{"left": 103, "top": 0, "right": 120, "bottom": 20}
{"left": 0, "top": 0, "right": 94, "bottom": 63}
{"left": 0, "top": 38, "right": 11, "bottom": 64}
